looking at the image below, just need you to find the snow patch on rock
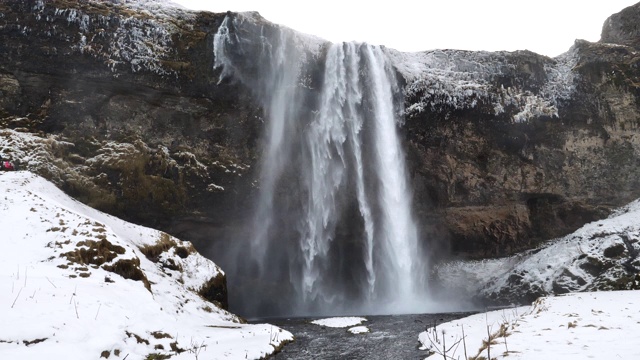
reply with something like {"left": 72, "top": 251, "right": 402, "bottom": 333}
{"left": 310, "top": 317, "right": 367, "bottom": 328}
{"left": 387, "top": 46, "right": 578, "bottom": 123}
{"left": 30, "top": 0, "right": 195, "bottom": 76}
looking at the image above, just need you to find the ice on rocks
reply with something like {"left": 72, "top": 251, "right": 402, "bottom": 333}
{"left": 387, "top": 46, "right": 578, "bottom": 122}
{"left": 311, "top": 317, "right": 368, "bottom": 328}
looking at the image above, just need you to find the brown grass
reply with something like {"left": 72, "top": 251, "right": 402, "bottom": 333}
{"left": 61, "top": 239, "right": 125, "bottom": 266}
{"left": 139, "top": 232, "right": 194, "bottom": 263}
{"left": 151, "top": 331, "right": 172, "bottom": 339}
{"left": 170, "top": 341, "right": 185, "bottom": 354}
{"left": 469, "top": 323, "right": 511, "bottom": 360}
{"left": 103, "top": 259, "right": 151, "bottom": 292}
{"left": 125, "top": 331, "right": 149, "bottom": 345}
{"left": 140, "top": 233, "right": 176, "bottom": 262}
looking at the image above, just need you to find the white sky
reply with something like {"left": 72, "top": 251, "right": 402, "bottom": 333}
{"left": 171, "top": 0, "right": 637, "bottom": 57}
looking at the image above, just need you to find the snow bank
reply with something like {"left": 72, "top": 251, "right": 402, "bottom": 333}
{"left": 0, "top": 171, "right": 292, "bottom": 359}
{"left": 420, "top": 290, "right": 640, "bottom": 359}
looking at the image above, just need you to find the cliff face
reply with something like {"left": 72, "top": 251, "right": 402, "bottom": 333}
{"left": 399, "top": 6, "right": 640, "bottom": 257}
{"left": 1, "top": 0, "right": 640, "bottom": 265}
{"left": 0, "top": 0, "right": 263, "bottom": 249}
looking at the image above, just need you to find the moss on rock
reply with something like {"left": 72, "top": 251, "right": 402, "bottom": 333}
{"left": 198, "top": 273, "right": 229, "bottom": 311}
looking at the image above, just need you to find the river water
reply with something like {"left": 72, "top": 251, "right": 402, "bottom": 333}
{"left": 258, "top": 312, "right": 473, "bottom": 359}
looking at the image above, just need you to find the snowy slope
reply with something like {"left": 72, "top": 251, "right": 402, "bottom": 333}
{"left": 420, "top": 290, "right": 640, "bottom": 360}
{"left": 436, "top": 197, "right": 640, "bottom": 304}
{"left": 0, "top": 171, "right": 292, "bottom": 359}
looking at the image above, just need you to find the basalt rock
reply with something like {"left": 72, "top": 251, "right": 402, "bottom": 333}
{"left": 402, "top": 3, "right": 640, "bottom": 258}
{"left": 0, "top": 0, "right": 639, "bottom": 267}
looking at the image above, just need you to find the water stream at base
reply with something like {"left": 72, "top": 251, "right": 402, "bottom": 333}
{"left": 255, "top": 312, "right": 474, "bottom": 359}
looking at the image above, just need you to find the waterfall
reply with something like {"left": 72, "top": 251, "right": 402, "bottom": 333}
{"left": 214, "top": 13, "right": 430, "bottom": 317}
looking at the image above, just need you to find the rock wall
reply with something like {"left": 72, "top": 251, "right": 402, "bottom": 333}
{"left": 0, "top": 0, "right": 263, "bottom": 251}
{"left": 1, "top": 0, "right": 640, "bottom": 264}
{"left": 402, "top": 34, "right": 640, "bottom": 257}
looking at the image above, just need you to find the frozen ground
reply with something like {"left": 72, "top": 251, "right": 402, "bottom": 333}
{"left": 420, "top": 290, "right": 640, "bottom": 359}
{"left": 387, "top": 46, "right": 577, "bottom": 123}
{"left": 0, "top": 171, "right": 292, "bottom": 359}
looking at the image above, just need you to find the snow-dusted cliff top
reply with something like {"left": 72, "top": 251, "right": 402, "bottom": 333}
{"left": 13, "top": 0, "right": 582, "bottom": 123}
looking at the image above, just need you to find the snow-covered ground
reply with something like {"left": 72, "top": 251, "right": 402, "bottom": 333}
{"left": 387, "top": 46, "right": 577, "bottom": 123}
{"left": 0, "top": 171, "right": 292, "bottom": 359}
{"left": 420, "top": 290, "right": 640, "bottom": 359}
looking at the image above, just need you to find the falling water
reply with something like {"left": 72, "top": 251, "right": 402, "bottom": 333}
{"left": 214, "top": 13, "right": 430, "bottom": 317}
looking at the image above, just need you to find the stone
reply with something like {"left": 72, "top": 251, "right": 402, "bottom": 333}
{"left": 603, "top": 243, "right": 626, "bottom": 258}
{"left": 600, "top": 3, "right": 640, "bottom": 47}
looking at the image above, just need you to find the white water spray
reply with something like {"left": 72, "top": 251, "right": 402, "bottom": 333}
{"left": 214, "top": 14, "right": 430, "bottom": 316}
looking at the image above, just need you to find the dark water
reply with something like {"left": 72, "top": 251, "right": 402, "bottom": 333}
{"left": 258, "top": 313, "right": 473, "bottom": 360}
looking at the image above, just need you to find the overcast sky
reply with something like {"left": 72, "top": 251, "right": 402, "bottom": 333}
{"left": 172, "top": 0, "right": 637, "bottom": 57}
